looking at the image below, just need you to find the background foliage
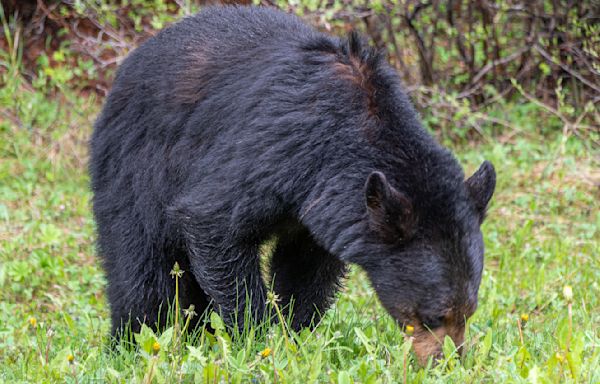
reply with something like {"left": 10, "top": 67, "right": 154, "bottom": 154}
{"left": 2, "top": 0, "right": 599, "bottom": 141}
{"left": 0, "top": 0, "right": 598, "bottom": 383}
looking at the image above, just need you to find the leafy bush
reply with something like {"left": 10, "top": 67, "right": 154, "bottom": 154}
{"left": 3, "top": 0, "right": 598, "bottom": 143}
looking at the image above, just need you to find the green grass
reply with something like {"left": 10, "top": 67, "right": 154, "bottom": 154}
{"left": 1, "top": 24, "right": 599, "bottom": 384}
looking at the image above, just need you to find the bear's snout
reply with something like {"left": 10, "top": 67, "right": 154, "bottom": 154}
{"left": 410, "top": 322, "right": 465, "bottom": 366}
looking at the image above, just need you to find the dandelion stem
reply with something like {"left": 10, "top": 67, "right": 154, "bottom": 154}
{"left": 271, "top": 347, "right": 278, "bottom": 384}
{"left": 270, "top": 294, "right": 291, "bottom": 350}
{"left": 517, "top": 318, "right": 524, "bottom": 345}
{"left": 403, "top": 340, "right": 410, "bottom": 384}
{"left": 175, "top": 269, "right": 180, "bottom": 331}
{"left": 170, "top": 262, "right": 184, "bottom": 353}
{"left": 144, "top": 356, "right": 157, "bottom": 384}
{"left": 566, "top": 301, "right": 576, "bottom": 378}
{"left": 71, "top": 363, "right": 78, "bottom": 384}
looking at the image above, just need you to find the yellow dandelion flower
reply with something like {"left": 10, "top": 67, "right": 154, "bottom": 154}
{"left": 152, "top": 341, "right": 160, "bottom": 355}
{"left": 28, "top": 317, "right": 37, "bottom": 327}
{"left": 405, "top": 325, "right": 414, "bottom": 336}
{"left": 260, "top": 347, "right": 272, "bottom": 358}
{"left": 67, "top": 354, "right": 75, "bottom": 364}
{"left": 520, "top": 313, "right": 529, "bottom": 323}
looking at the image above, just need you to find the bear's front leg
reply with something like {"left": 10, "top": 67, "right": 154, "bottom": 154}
{"left": 269, "top": 226, "right": 347, "bottom": 330}
{"left": 187, "top": 236, "right": 268, "bottom": 331}
{"left": 171, "top": 199, "right": 270, "bottom": 332}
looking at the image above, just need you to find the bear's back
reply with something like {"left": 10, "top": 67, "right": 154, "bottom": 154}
{"left": 108, "top": 7, "right": 317, "bottom": 102}
{"left": 93, "top": 6, "right": 324, "bottom": 143}
{"left": 90, "top": 6, "right": 330, "bottom": 219}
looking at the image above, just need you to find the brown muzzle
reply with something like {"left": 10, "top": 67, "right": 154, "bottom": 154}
{"left": 410, "top": 322, "right": 465, "bottom": 365}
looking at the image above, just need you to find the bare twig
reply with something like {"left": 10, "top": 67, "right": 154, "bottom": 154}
{"left": 458, "top": 46, "right": 532, "bottom": 98}
{"left": 403, "top": 1, "right": 434, "bottom": 84}
{"left": 534, "top": 44, "right": 600, "bottom": 96}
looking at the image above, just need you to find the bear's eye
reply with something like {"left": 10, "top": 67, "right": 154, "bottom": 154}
{"left": 422, "top": 315, "right": 445, "bottom": 329}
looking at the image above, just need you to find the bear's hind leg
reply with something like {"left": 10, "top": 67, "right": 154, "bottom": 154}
{"left": 105, "top": 258, "right": 174, "bottom": 338}
{"left": 105, "top": 243, "right": 212, "bottom": 338}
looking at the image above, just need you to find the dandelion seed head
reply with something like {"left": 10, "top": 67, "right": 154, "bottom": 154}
{"left": 266, "top": 291, "right": 280, "bottom": 305}
{"left": 562, "top": 285, "right": 573, "bottom": 302}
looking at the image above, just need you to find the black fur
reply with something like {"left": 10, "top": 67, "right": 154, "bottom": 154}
{"left": 90, "top": 6, "right": 496, "bottom": 338}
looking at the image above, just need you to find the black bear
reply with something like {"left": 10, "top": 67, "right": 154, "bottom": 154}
{"left": 90, "top": 6, "right": 496, "bottom": 363}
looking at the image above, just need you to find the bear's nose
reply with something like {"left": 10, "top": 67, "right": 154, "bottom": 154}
{"left": 414, "top": 345, "right": 444, "bottom": 366}
{"left": 410, "top": 323, "right": 465, "bottom": 365}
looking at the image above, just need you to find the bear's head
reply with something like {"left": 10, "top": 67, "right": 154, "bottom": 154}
{"left": 359, "top": 161, "right": 496, "bottom": 365}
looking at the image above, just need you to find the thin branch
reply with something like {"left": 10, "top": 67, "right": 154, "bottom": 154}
{"left": 403, "top": 1, "right": 434, "bottom": 84}
{"left": 458, "top": 46, "right": 532, "bottom": 98}
{"left": 534, "top": 44, "right": 600, "bottom": 96}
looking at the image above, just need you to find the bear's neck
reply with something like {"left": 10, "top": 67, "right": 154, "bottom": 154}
{"left": 296, "top": 168, "right": 371, "bottom": 261}
{"left": 294, "top": 139, "right": 464, "bottom": 263}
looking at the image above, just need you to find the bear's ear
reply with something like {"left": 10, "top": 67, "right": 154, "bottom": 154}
{"left": 465, "top": 161, "right": 496, "bottom": 222}
{"left": 365, "top": 171, "right": 415, "bottom": 242}
{"left": 365, "top": 171, "right": 390, "bottom": 210}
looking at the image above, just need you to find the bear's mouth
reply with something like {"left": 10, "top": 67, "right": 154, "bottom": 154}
{"left": 408, "top": 322, "right": 465, "bottom": 365}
